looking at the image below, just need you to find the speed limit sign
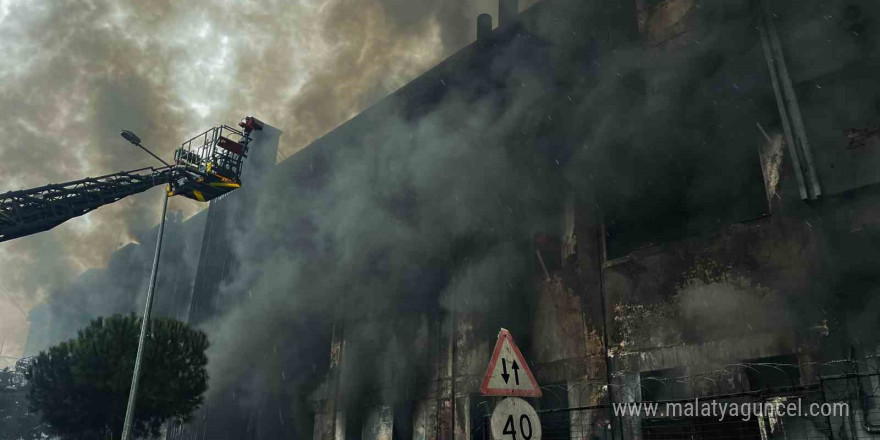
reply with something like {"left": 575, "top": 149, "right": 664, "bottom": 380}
{"left": 490, "top": 397, "right": 542, "bottom": 440}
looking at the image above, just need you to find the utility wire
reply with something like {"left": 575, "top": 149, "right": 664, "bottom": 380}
{"left": 0, "top": 285, "right": 27, "bottom": 318}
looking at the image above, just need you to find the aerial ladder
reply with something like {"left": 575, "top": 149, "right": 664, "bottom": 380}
{"left": 0, "top": 117, "right": 264, "bottom": 242}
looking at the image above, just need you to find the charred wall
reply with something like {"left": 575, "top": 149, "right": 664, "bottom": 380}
{"left": 314, "top": 0, "right": 880, "bottom": 438}
{"left": 153, "top": 0, "right": 880, "bottom": 438}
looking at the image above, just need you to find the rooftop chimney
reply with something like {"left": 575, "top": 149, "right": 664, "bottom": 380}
{"left": 477, "top": 14, "right": 492, "bottom": 41}
{"left": 499, "top": 0, "right": 517, "bottom": 28}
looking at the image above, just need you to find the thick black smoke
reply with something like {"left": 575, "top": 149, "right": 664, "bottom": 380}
{"left": 201, "top": 31, "right": 562, "bottom": 427}
{"left": 1, "top": 0, "right": 526, "bottom": 364}
{"left": 10, "top": 2, "right": 880, "bottom": 436}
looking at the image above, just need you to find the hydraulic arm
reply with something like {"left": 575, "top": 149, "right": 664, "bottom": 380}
{"left": 0, "top": 116, "right": 263, "bottom": 243}
{"left": 0, "top": 166, "right": 182, "bottom": 242}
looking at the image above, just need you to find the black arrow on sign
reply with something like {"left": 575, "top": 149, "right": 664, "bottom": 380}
{"left": 501, "top": 359, "right": 510, "bottom": 383}
{"left": 512, "top": 360, "right": 520, "bottom": 385}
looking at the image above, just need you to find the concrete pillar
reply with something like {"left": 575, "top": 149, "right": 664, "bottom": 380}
{"left": 477, "top": 14, "right": 493, "bottom": 41}
{"left": 617, "top": 373, "right": 642, "bottom": 440}
{"left": 362, "top": 406, "right": 393, "bottom": 440}
{"left": 453, "top": 396, "right": 470, "bottom": 440}
{"left": 413, "top": 400, "right": 430, "bottom": 440}
{"left": 312, "top": 413, "right": 323, "bottom": 440}
{"left": 319, "top": 319, "right": 346, "bottom": 440}
{"left": 335, "top": 411, "right": 346, "bottom": 440}
{"left": 568, "top": 381, "right": 597, "bottom": 440}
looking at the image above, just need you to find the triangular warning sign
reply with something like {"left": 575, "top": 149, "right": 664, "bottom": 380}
{"left": 480, "top": 328, "right": 541, "bottom": 397}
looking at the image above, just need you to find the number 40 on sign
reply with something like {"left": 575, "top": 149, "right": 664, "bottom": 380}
{"left": 490, "top": 397, "right": 542, "bottom": 440}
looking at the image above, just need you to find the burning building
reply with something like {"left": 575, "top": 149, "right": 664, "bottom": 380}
{"left": 289, "top": 0, "right": 880, "bottom": 438}
{"left": 24, "top": 0, "right": 880, "bottom": 438}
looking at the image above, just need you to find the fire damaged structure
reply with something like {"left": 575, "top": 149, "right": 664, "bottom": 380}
{"left": 26, "top": 0, "right": 880, "bottom": 438}
{"left": 294, "top": 0, "right": 880, "bottom": 438}
{"left": 288, "top": 1, "right": 880, "bottom": 439}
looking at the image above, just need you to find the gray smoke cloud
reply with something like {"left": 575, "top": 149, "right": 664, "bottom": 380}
{"left": 0, "top": 0, "right": 784, "bottom": 408}
{"left": 569, "top": 0, "right": 880, "bottom": 366}
{"left": 8, "top": 2, "right": 877, "bottom": 437}
{"left": 200, "top": 56, "right": 558, "bottom": 422}
{"left": 0, "top": 0, "right": 543, "bottom": 366}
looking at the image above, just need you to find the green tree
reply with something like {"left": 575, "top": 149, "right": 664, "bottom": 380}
{"left": 26, "top": 314, "right": 209, "bottom": 439}
{"left": 0, "top": 368, "right": 49, "bottom": 440}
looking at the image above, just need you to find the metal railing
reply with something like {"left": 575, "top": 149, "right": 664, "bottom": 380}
{"left": 176, "top": 125, "right": 248, "bottom": 180}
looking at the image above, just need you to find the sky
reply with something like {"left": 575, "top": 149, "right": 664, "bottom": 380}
{"left": 0, "top": 0, "right": 541, "bottom": 368}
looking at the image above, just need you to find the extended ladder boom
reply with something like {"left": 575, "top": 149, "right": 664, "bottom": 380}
{"left": 0, "top": 166, "right": 183, "bottom": 242}
{"left": 0, "top": 116, "right": 263, "bottom": 243}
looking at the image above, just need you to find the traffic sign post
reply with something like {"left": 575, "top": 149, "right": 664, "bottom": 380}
{"left": 490, "top": 397, "right": 542, "bottom": 440}
{"left": 480, "top": 328, "right": 542, "bottom": 397}
{"left": 481, "top": 329, "right": 543, "bottom": 440}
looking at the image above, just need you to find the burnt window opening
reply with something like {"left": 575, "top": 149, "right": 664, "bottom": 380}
{"left": 392, "top": 403, "right": 413, "bottom": 440}
{"left": 469, "top": 394, "right": 492, "bottom": 440}
{"left": 535, "top": 383, "right": 571, "bottom": 440}
{"left": 639, "top": 368, "right": 761, "bottom": 440}
{"left": 742, "top": 354, "right": 801, "bottom": 391}
{"left": 597, "top": 18, "right": 774, "bottom": 259}
{"left": 642, "top": 417, "right": 761, "bottom": 440}
{"left": 640, "top": 367, "right": 687, "bottom": 402}
{"left": 601, "top": 148, "right": 769, "bottom": 260}
{"left": 846, "top": 126, "right": 880, "bottom": 150}
{"left": 859, "top": 374, "right": 880, "bottom": 425}
{"left": 296, "top": 407, "right": 316, "bottom": 440}
{"left": 345, "top": 407, "right": 364, "bottom": 440}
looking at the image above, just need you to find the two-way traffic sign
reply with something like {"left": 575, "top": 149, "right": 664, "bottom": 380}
{"left": 480, "top": 328, "right": 541, "bottom": 397}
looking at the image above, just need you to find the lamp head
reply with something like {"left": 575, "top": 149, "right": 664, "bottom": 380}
{"left": 120, "top": 130, "right": 141, "bottom": 145}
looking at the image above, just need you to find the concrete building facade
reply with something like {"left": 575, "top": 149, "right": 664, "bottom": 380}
{"left": 298, "top": 0, "right": 880, "bottom": 439}
{"left": 31, "top": 0, "right": 872, "bottom": 438}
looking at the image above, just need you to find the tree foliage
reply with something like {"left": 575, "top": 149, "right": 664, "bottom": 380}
{"left": 26, "top": 314, "right": 209, "bottom": 439}
{"left": 1, "top": 368, "right": 49, "bottom": 440}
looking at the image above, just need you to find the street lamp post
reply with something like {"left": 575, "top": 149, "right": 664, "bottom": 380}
{"left": 121, "top": 130, "right": 170, "bottom": 167}
{"left": 119, "top": 131, "right": 170, "bottom": 440}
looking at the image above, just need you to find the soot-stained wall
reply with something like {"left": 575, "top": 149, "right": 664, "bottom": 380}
{"left": 150, "top": 0, "right": 880, "bottom": 439}
{"left": 310, "top": 0, "right": 880, "bottom": 439}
